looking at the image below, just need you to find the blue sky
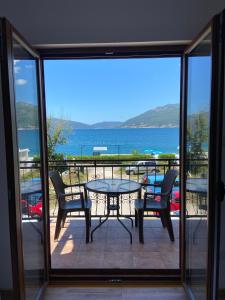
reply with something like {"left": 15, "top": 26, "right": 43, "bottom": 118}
{"left": 13, "top": 56, "right": 212, "bottom": 125}
{"left": 43, "top": 58, "right": 181, "bottom": 124}
{"left": 14, "top": 59, "right": 38, "bottom": 105}
{"left": 187, "top": 56, "right": 211, "bottom": 114}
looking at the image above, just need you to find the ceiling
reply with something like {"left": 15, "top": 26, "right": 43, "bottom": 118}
{"left": 0, "top": 0, "right": 224, "bottom": 46}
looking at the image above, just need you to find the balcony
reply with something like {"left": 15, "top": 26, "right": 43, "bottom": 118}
{"left": 21, "top": 158, "right": 180, "bottom": 270}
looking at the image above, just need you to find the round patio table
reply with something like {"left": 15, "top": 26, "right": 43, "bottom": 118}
{"left": 186, "top": 178, "right": 207, "bottom": 213}
{"left": 186, "top": 178, "right": 208, "bottom": 244}
{"left": 186, "top": 178, "right": 208, "bottom": 194}
{"left": 20, "top": 179, "right": 43, "bottom": 241}
{"left": 21, "top": 180, "right": 42, "bottom": 197}
{"left": 85, "top": 178, "right": 141, "bottom": 244}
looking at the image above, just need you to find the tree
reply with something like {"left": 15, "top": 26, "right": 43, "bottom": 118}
{"left": 47, "top": 117, "right": 67, "bottom": 160}
{"left": 46, "top": 117, "right": 71, "bottom": 174}
{"left": 187, "top": 112, "right": 208, "bottom": 175}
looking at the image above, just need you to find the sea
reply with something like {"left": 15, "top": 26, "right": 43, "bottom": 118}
{"left": 18, "top": 128, "right": 179, "bottom": 157}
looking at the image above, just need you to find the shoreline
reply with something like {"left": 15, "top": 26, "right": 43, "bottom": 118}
{"left": 18, "top": 127, "right": 179, "bottom": 130}
{"left": 18, "top": 127, "right": 39, "bottom": 131}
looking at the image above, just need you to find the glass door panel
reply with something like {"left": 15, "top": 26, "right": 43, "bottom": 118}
{"left": 217, "top": 11, "right": 225, "bottom": 300}
{"left": 184, "top": 30, "right": 212, "bottom": 299}
{"left": 0, "top": 18, "right": 47, "bottom": 298}
{"left": 12, "top": 37, "right": 45, "bottom": 299}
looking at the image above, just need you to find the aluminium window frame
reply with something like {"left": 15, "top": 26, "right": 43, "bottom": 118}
{"left": 38, "top": 44, "right": 185, "bottom": 283}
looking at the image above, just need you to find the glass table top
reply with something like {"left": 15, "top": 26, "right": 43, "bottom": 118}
{"left": 21, "top": 179, "right": 42, "bottom": 195}
{"left": 186, "top": 178, "right": 208, "bottom": 193}
{"left": 85, "top": 178, "right": 141, "bottom": 194}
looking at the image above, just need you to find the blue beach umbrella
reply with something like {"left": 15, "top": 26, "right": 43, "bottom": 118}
{"left": 144, "top": 149, "right": 153, "bottom": 154}
{"left": 154, "top": 150, "right": 163, "bottom": 154}
{"left": 144, "top": 149, "right": 162, "bottom": 155}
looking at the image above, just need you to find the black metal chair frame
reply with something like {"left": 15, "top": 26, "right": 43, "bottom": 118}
{"left": 49, "top": 171, "right": 91, "bottom": 243}
{"left": 135, "top": 169, "right": 178, "bottom": 243}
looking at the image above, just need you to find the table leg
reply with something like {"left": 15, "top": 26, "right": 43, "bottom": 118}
{"left": 116, "top": 196, "right": 133, "bottom": 244}
{"left": 121, "top": 215, "right": 134, "bottom": 227}
{"left": 117, "top": 217, "right": 133, "bottom": 244}
{"left": 91, "top": 194, "right": 111, "bottom": 242}
{"left": 91, "top": 214, "right": 109, "bottom": 242}
{"left": 91, "top": 193, "right": 133, "bottom": 244}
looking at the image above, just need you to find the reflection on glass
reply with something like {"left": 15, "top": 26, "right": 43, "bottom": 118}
{"left": 13, "top": 40, "right": 44, "bottom": 299}
{"left": 185, "top": 32, "right": 211, "bottom": 299}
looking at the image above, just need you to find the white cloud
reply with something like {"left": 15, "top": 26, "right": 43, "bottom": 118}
{"left": 14, "top": 66, "right": 21, "bottom": 74}
{"left": 14, "top": 60, "right": 20, "bottom": 65}
{"left": 15, "top": 79, "right": 27, "bottom": 86}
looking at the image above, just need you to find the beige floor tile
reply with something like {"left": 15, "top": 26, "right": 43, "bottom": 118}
{"left": 76, "top": 252, "right": 104, "bottom": 268}
{"left": 51, "top": 218, "right": 179, "bottom": 269}
{"left": 103, "top": 251, "right": 134, "bottom": 268}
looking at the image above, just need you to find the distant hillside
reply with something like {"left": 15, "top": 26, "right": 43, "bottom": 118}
{"left": 17, "top": 102, "right": 180, "bottom": 129}
{"left": 50, "top": 118, "right": 90, "bottom": 129}
{"left": 121, "top": 104, "right": 179, "bottom": 128}
{"left": 90, "top": 121, "right": 122, "bottom": 129}
{"left": 16, "top": 102, "right": 39, "bottom": 129}
{"left": 50, "top": 120, "right": 123, "bottom": 129}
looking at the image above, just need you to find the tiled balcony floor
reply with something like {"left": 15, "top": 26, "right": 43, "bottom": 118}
{"left": 50, "top": 217, "right": 179, "bottom": 269}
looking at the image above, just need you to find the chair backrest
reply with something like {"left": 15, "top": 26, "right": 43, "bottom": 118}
{"left": 160, "top": 169, "right": 178, "bottom": 208}
{"left": 144, "top": 169, "right": 178, "bottom": 209}
{"left": 161, "top": 169, "right": 178, "bottom": 196}
{"left": 49, "top": 171, "right": 66, "bottom": 199}
{"left": 49, "top": 171, "right": 86, "bottom": 210}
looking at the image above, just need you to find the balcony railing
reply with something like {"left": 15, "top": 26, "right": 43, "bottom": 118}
{"left": 19, "top": 158, "right": 180, "bottom": 218}
{"left": 19, "top": 157, "right": 210, "bottom": 220}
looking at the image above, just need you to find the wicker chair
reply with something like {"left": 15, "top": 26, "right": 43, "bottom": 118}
{"left": 135, "top": 169, "right": 178, "bottom": 243}
{"left": 49, "top": 171, "right": 91, "bottom": 243}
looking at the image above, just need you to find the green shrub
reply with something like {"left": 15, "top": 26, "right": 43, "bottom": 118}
{"left": 158, "top": 153, "right": 176, "bottom": 159}
{"left": 157, "top": 153, "right": 178, "bottom": 168}
{"left": 65, "top": 153, "right": 154, "bottom": 162}
{"left": 131, "top": 149, "right": 141, "bottom": 155}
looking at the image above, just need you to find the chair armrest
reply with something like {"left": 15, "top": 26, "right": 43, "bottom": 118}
{"left": 64, "top": 183, "right": 85, "bottom": 188}
{"left": 141, "top": 183, "right": 161, "bottom": 187}
{"left": 144, "top": 191, "right": 170, "bottom": 198}
{"left": 144, "top": 191, "right": 160, "bottom": 197}
{"left": 58, "top": 192, "right": 83, "bottom": 199}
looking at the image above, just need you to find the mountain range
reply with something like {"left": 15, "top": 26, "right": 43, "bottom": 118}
{"left": 121, "top": 104, "right": 179, "bottom": 128}
{"left": 16, "top": 102, "right": 39, "bottom": 129}
{"left": 16, "top": 102, "right": 179, "bottom": 129}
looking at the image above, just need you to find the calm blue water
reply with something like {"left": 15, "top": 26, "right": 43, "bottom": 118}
{"left": 18, "top": 128, "right": 179, "bottom": 156}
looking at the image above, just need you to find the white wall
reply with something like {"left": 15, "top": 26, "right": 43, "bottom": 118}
{"left": 0, "top": 0, "right": 224, "bottom": 45}
{"left": 0, "top": 61, "right": 13, "bottom": 290}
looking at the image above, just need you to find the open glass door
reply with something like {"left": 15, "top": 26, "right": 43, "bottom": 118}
{"left": 182, "top": 11, "right": 224, "bottom": 300}
{"left": 0, "top": 19, "right": 48, "bottom": 299}
{"left": 216, "top": 10, "right": 225, "bottom": 300}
